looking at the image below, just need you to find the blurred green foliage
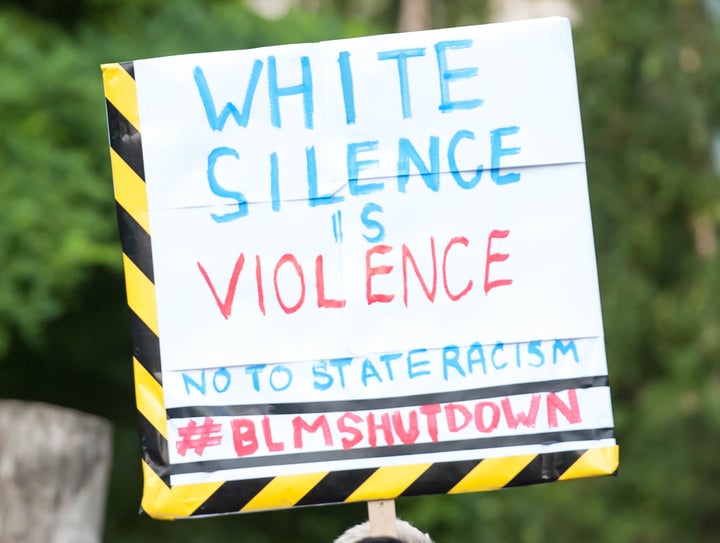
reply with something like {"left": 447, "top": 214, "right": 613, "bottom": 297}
{"left": 1, "top": 0, "right": 719, "bottom": 541}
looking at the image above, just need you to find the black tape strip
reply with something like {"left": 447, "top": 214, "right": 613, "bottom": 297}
{"left": 169, "top": 428, "right": 614, "bottom": 476}
{"left": 190, "top": 478, "right": 275, "bottom": 516}
{"left": 105, "top": 99, "right": 145, "bottom": 180}
{"left": 120, "top": 60, "right": 135, "bottom": 79}
{"left": 129, "top": 309, "right": 162, "bottom": 384}
{"left": 506, "top": 448, "right": 584, "bottom": 487}
{"left": 116, "top": 204, "right": 154, "bottom": 282}
{"left": 402, "top": 458, "right": 481, "bottom": 496}
{"left": 167, "top": 375, "right": 609, "bottom": 419}
{"left": 139, "top": 413, "right": 170, "bottom": 485}
{"left": 295, "top": 467, "right": 378, "bottom": 506}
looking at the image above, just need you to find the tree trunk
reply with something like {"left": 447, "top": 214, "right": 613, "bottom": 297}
{"left": 0, "top": 401, "right": 112, "bottom": 543}
{"left": 397, "top": 0, "right": 433, "bottom": 32}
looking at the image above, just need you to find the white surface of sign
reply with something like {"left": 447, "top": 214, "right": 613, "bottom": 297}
{"left": 128, "top": 17, "right": 614, "bottom": 485}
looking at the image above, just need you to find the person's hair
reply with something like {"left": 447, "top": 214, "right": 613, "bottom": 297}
{"left": 333, "top": 519, "right": 434, "bottom": 543}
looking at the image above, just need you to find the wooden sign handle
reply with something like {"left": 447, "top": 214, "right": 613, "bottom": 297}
{"left": 368, "top": 500, "right": 398, "bottom": 537}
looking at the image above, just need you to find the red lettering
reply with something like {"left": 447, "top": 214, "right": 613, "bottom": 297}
{"left": 367, "top": 412, "right": 394, "bottom": 447}
{"left": 230, "top": 418, "right": 259, "bottom": 457}
{"left": 197, "top": 254, "right": 245, "bottom": 319}
{"left": 366, "top": 245, "right": 395, "bottom": 304}
{"left": 547, "top": 389, "right": 581, "bottom": 428}
{"left": 292, "top": 415, "right": 332, "bottom": 448}
{"left": 501, "top": 395, "right": 540, "bottom": 429}
{"left": 391, "top": 410, "right": 420, "bottom": 445}
{"left": 337, "top": 412, "right": 364, "bottom": 450}
{"left": 315, "top": 255, "right": 346, "bottom": 308}
{"left": 442, "top": 237, "right": 473, "bottom": 301}
{"left": 484, "top": 229, "right": 513, "bottom": 294}
{"left": 402, "top": 238, "right": 437, "bottom": 306}
{"left": 474, "top": 401, "right": 501, "bottom": 433}
{"left": 255, "top": 255, "right": 265, "bottom": 315}
{"left": 419, "top": 404, "right": 442, "bottom": 442}
{"left": 444, "top": 403, "right": 472, "bottom": 432}
{"left": 261, "top": 415, "right": 284, "bottom": 452}
{"left": 274, "top": 253, "right": 305, "bottom": 314}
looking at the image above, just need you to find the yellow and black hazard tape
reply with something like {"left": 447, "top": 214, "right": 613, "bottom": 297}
{"left": 102, "top": 61, "right": 619, "bottom": 521}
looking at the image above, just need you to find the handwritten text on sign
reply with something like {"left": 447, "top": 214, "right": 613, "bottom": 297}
{"left": 130, "top": 17, "right": 613, "bottom": 483}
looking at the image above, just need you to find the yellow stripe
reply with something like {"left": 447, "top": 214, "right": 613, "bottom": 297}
{"left": 101, "top": 62, "right": 141, "bottom": 131}
{"left": 111, "top": 148, "right": 150, "bottom": 233}
{"left": 241, "top": 472, "right": 329, "bottom": 512}
{"left": 140, "top": 460, "right": 223, "bottom": 520}
{"left": 122, "top": 253, "right": 159, "bottom": 336}
{"left": 449, "top": 453, "right": 537, "bottom": 494}
{"left": 133, "top": 358, "right": 167, "bottom": 439}
{"left": 559, "top": 445, "right": 619, "bottom": 481}
{"left": 346, "top": 463, "right": 432, "bottom": 502}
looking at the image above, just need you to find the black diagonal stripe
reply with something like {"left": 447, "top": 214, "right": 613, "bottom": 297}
{"left": 116, "top": 204, "right": 154, "bottom": 282}
{"left": 190, "top": 478, "right": 275, "bottom": 516}
{"left": 402, "top": 458, "right": 481, "bottom": 496}
{"left": 120, "top": 61, "right": 135, "bottom": 79}
{"left": 295, "top": 467, "right": 378, "bottom": 506}
{"left": 139, "top": 413, "right": 170, "bottom": 486}
{"left": 505, "top": 449, "right": 585, "bottom": 488}
{"left": 105, "top": 98, "right": 145, "bottom": 180}
{"left": 130, "top": 309, "right": 162, "bottom": 383}
{"left": 166, "top": 375, "right": 609, "bottom": 419}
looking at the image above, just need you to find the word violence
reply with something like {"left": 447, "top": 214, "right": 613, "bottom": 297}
{"left": 197, "top": 230, "right": 512, "bottom": 318}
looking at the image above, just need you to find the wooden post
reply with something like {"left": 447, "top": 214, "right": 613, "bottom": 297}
{"left": 368, "top": 500, "right": 398, "bottom": 538}
{"left": 0, "top": 400, "right": 112, "bottom": 543}
{"left": 397, "top": 0, "right": 433, "bottom": 32}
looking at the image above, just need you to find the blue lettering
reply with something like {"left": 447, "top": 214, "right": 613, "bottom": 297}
{"left": 467, "top": 342, "right": 486, "bottom": 374}
{"left": 193, "top": 62, "right": 263, "bottom": 130}
{"left": 267, "top": 55, "right": 314, "bottom": 129}
{"left": 362, "top": 358, "right": 383, "bottom": 386}
{"left": 207, "top": 147, "right": 247, "bottom": 222}
{"left": 442, "top": 345, "right": 464, "bottom": 380}
{"left": 553, "top": 340, "right": 579, "bottom": 364}
{"left": 270, "top": 152, "right": 280, "bottom": 212}
{"left": 434, "top": 40, "right": 483, "bottom": 112}
{"left": 377, "top": 47, "right": 426, "bottom": 119}
{"left": 448, "top": 130, "right": 483, "bottom": 189}
{"left": 244, "top": 364, "right": 266, "bottom": 392}
{"left": 182, "top": 371, "right": 207, "bottom": 396}
{"left": 307, "top": 146, "right": 344, "bottom": 206}
{"left": 490, "top": 126, "right": 521, "bottom": 185}
{"left": 361, "top": 202, "right": 385, "bottom": 243}
{"left": 379, "top": 352, "right": 402, "bottom": 381}
{"left": 348, "top": 141, "right": 383, "bottom": 195}
{"left": 397, "top": 136, "right": 440, "bottom": 192}
{"left": 407, "top": 348, "right": 431, "bottom": 378}
{"left": 491, "top": 342, "right": 507, "bottom": 370}
{"left": 270, "top": 366, "right": 292, "bottom": 391}
{"left": 528, "top": 340, "right": 545, "bottom": 368}
{"left": 338, "top": 51, "right": 356, "bottom": 125}
{"left": 329, "top": 358, "right": 352, "bottom": 388}
{"left": 212, "top": 368, "right": 231, "bottom": 393}
{"left": 312, "top": 361, "right": 333, "bottom": 391}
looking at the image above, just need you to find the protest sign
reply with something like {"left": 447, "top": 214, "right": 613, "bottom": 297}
{"left": 102, "top": 16, "right": 618, "bottom": 520}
